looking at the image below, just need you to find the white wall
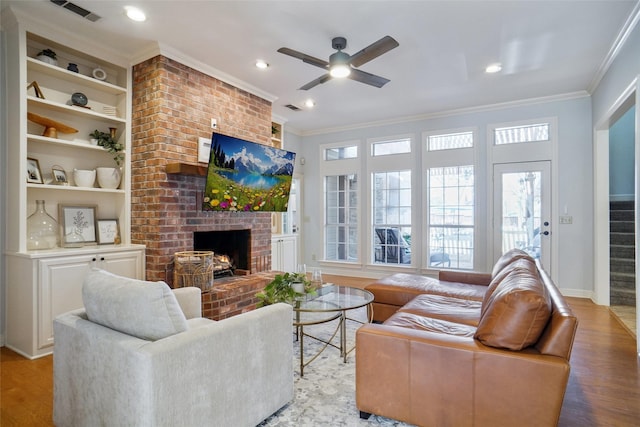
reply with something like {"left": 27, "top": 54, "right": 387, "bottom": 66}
{"left": 297, "top": 96, "right": 594, "bottom": 296}
{"left": 610, "top": 106, "right": 636, "bottom": 199}
{"left": 1, "top": 28, "right": 7, "bottom": 345}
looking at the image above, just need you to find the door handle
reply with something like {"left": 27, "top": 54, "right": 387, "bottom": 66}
{"left": 543, "top": 231, "right": 550, "bottom": 236}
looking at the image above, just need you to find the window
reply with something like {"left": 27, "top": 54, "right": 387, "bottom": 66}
{"left": 325, "top": 145, "right": 357, "bottom": 160}
{"left": 371, "top": 138, "right": 411, "bottom": 156}
{"left": 372, "top": 170, "right": 411, "bottom": 265}
{"left": 428, "top": 131, "right": 473, "bottom": 151}
{"left": 494, "top": 123, "right": 549, "bottom": 145}
{"left": 428, "top": 166, "right": 474, "bottom": 269}
{"left": 325, "top": 175, "right": 358, "bottom": 261}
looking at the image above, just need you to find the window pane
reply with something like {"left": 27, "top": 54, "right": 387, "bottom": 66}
{"left": 427, "top": 166, "right": 474, "bottom": 269}
{"left": 325, "top": 145, "right": 358, "bottom": 160}
{"left": 324, "top": 174, "right": 358, "bottom": 261}
{"left": 494, "top": 123, "right": 549, "bottom": 145}
{"left": 372, "top": 138, "right": 411, "bottom": 156}
{"left": 428, "top": 131, "right": 473, "bottom": 151}
{"left": 372, "top": 170, "right": 412, "bottom": 265}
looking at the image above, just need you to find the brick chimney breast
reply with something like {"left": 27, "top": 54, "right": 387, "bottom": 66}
{"left": 131, "top": 56, "right": 273, "bottom": 283}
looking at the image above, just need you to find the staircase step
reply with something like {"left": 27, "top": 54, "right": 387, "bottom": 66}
{"left": 610, "top": 272, "right": 636, "bottom": 290}
{"left": 610, "top": 232, "right": 635, "bottom": 246}
{"left": 610, "top": 210, "right": 635, "bottom": 221}
{"left": 610, "top": 288, "right": 637, "bottom": 306}
{"left": 610, "top": 221, "right": 635, "bottom": 233}
{"left": 610, "top": 244, "right": 635, "bottom": 259}
{"left": 610, "top": 200, "right": 635, "bottom": 211}
{"left": 611, "top": 257, "right": 636, "bottom": 273}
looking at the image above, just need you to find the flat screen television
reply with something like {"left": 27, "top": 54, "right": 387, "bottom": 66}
{"left": 202, "top": 132, "right": 296, "bottom": 212}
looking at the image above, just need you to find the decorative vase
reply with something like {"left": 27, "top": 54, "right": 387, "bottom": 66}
{"left": 73, "top": 169, "right": 96, "bottom": 188}
{"left": 27, "top": 200, "right": 58, "bottom": 250}
{"left": 36, "top": 54, "right": 57, "bottom": 66}
{"left": 67, "top": 63, "right": 79, "bottom": 73}
{"left": 96, "top": 167, "right": 122, "bottom": 189}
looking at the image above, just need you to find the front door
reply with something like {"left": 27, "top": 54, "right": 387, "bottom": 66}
{"left": 493, "top": 161, "right": 552, "bottom": 270}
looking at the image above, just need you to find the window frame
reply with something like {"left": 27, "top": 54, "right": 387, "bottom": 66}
{"left": 422, "top": 127, "right": 478, "bottom": 271}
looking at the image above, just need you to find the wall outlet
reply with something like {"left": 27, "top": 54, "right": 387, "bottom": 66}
{"left": 559, "top": 215, "right": 573, "bottom": 224}
{"left": 211, "top": 118, "right": 217, "bottom": 129}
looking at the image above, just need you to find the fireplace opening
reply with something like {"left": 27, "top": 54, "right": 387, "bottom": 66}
{"left": 194, "top": 230, "right": 251, "bottom": 277}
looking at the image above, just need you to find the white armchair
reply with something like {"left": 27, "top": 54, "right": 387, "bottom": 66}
{"left": 53, "top": 269, "right": 293, "bottom": 427}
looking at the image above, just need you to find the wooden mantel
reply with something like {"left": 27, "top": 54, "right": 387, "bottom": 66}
{"left": 165, "top": 162, "right": 207, "bottom": 176}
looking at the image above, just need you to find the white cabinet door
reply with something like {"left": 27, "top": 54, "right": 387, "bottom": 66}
{"left": 38, "top": 254, "right": 94, "bottom": 349}
{"left": 271, "top": 235, "right": 297, "bottom": 272}
{"left": 38, "top": 249, "right": 145, "bottom": 349}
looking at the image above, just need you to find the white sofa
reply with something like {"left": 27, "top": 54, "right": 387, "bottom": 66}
{"left": 53, "top": 269, "right": 293, "bottom": 427}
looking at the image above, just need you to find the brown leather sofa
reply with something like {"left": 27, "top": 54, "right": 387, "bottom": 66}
{"left": 356, "top": 249, "right": 578, "bottom": 427}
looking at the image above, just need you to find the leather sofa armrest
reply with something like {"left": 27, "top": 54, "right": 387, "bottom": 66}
{"left": 172, "top": 287, "right": 202, "bottom": 319}
{"left": 438, "top": 270, "right": 492, "bottom": 286}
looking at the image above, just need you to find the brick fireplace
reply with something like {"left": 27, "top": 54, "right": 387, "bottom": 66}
{"left": 131, "top": 55, "right": 276, "bottom": 317}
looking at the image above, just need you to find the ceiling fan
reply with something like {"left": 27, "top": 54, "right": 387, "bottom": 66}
{"left": 277, "top": 35, "right": 399, "bottom": 90}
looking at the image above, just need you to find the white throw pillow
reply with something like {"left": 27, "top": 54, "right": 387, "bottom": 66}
{"left": 82, "top": 269, "right": 188, "bottom": 341}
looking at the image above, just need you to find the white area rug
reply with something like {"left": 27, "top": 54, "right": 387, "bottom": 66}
{"left": 259, "top": 307, "right": 413, "bottom": 427}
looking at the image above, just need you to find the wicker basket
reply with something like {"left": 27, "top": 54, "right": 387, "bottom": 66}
{"left": 173, "top": 251, "right": 214, "bottom": 291}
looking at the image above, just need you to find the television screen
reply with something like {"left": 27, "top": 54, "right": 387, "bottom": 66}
{"left": 203, "top": 132, "right": 296, "bottom": 212}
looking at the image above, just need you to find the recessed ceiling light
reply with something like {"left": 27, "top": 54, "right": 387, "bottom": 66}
{"left": 304, "top": 99, "right": 315, "bottom": 108}
{"left": 125, "top": 6, "right": 146, "bottom": 22}
{"left": 255, "top": 60, "right": 269, "bottom": 69}
{"left": 485, "top": 63, "right": 502, "bottom": 73}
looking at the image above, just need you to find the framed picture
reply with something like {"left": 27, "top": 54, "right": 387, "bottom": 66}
{"left": 51, "top": 166, "right": 68, "bottom": 185}
{"left": 59, "top": 204, "right": 97, "bottom": 246}
{"left": 96, "top": 219, "right": 120, "bottom": 245}
{"left": 27, "top": 157, "right": 43, "bottom": 184}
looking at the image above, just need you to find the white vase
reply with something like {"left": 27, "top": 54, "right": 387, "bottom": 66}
{"left": 36, "top": 55, "right": 57, "bottom": 66}
{"left": 73, "top": 169, "right": 96, "bottom": 188}
{"left": 96, "top": 167, "right": 122, "bottom": 189}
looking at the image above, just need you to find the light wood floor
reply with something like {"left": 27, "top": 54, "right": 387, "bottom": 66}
{"left": 2, "top": 276, "right": 639, "bottom": 426}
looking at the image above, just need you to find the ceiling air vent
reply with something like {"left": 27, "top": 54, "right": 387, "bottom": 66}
{"left": 50, "top": 0, "right": 102, "bottom": 22}
{"left": 285, "top": 104, "right": 302, "bottom": 111}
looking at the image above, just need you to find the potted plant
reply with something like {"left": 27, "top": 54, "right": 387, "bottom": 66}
{"left": 90, "top": 128, "right": 124, "bottom": 189}
{"left": 36, "top": 48, "right": 57, "bottom": 66}
{"left": 256, "top": 272, "right": 314, "bottom": 307}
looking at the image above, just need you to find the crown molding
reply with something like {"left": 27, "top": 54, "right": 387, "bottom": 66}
{"left": 300, "top": 91, "right": 590, "bottom": 137}
{"left": 588, "top": 1, "right": 640, "bottom": 94}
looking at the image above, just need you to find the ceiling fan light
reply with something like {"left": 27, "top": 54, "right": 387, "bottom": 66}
{"left": 330, "top": 64, "right": 351, "bottom": 78}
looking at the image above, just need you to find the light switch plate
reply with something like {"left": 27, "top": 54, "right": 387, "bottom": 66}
{"left": 559, "top": 215, "right": 573, "bottom": 224}
{"left": 198, "top": 137, "right": 211, "bottom": 163}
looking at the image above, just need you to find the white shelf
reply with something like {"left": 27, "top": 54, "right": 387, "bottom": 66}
{"left": 27, "top": 96, "right": 126, "bottom": 124}
{"left": 27, "top": 57, "right": 126, "bottom": 94}
{"left": 27, "top": 183, "right": 124, "bottom": 194}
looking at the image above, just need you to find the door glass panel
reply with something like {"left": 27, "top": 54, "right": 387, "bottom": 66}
{"left": 501, "top": 171, "right": 542, "bottom": 259}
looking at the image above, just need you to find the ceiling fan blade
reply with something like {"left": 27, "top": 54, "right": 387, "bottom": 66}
{"left": 299, "top": 73, "right": 332, "bottom": 90}
{"left": 348, "top": 68, "right": 390, "bottom": 88}
{"left": 277, "top": 47, "right": 329, "bottom": 70}
{"left": 349, "top": 36, "right": 399, "bottom": 68}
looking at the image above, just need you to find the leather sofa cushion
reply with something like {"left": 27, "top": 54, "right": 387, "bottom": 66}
{"left": 398, "top": 294, "right": 482, "bottom": 326}
{"left": 82, "top": 269, "right": 188, "bottom": 341}
{"left": 490, "top": 248, "right": 531, "bottom": 278}
{"left": 481, "top": 257, "right": 538, "bottom": 317}
{"left": 475, "top": 268, "right": 551, "bottom": 350}
{"left": 366, "top": 273, "right": 487, "bottom": 307}
{"left": 384, "top": 311, "right": 476, "bottom": 337}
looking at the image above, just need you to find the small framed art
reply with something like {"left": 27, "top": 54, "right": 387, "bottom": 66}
{"left": 51, "top": 166, "right": 68, "bottom": 185}
{"left": 27, "top": 157, "right": 43, "bottom": 184}
{"left": 59, "top": 204, "right": 97, "bottom": 246}
{"left": 96, "top": 219, "right": 120, "bottom": 245}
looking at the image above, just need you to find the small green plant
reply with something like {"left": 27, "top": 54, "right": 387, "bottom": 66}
{"left": 37, "top": 48, "right": 57, "bottom": 59}
{"left": 90, "top": 129, "right": 124, "bottom": 167}
{"left": 256, "top": 272, "right": 314, "bottom": 307}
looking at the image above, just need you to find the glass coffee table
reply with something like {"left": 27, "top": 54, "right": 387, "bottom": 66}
{"left": 292, "top": 284, "right": 374, "bottom": 376}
